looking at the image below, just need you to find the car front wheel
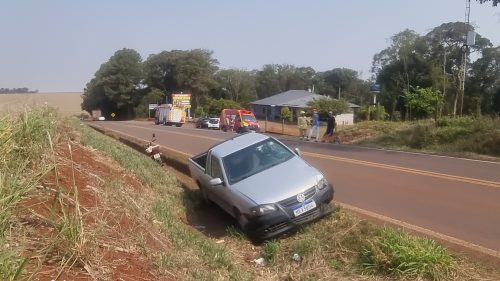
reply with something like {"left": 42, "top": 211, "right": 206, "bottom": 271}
{"left": 234, "top": 208, "right": 248, "bottom": 231}
{"left": 199, "top": 185, "right": 212, "bottom": 206}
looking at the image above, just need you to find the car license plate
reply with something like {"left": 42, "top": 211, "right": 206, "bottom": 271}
{"left": 153, "top": 153, "right": 161, "bottom": 160}
{"left": 293, "top": 200, "right": 316, "bottom": 217}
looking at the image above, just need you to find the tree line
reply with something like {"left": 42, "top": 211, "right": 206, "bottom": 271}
{"left": 81, "top": 48, "right": 371, "bottom": 119}
{"left": 0, "top": 88, "right": 38, "bottom": 94}
{"left": 477, "top": 0, "right": 499, "bottom": 6}
{"left": 372, "top": 21, "right": 500, "bottom": 120}
{"left": 82, "top": 21, "right": 500, "bottom": 121}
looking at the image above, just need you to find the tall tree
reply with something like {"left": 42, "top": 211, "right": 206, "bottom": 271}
{"left": 372, "top": 29, "right": 427, "bottom": 120}
{"left": 143, "top": 51, "right": 178, "bottom": 95}
{"left": 276, "top": 65, "right": 316, "bottom": 91}
{"left": 143, "top": 49, "right": 219, "bottom": 109}
{"left": 422, "top": 22, "right": 492, "bottom": 116}
{"left": 469, "top": 46, "right": 500, "bottom": 114}
{"left": 81, "top": 48, "right": 143, "bottom": 119}
{"left": 255, "top": 64, "right": 316, "bottom": 99}
{"left": 317, "top": 68, "right": 370, "bottom": 106}
{"left": 372, "top": 29, "right": 420, "bottom": 92}
{"left": 255, "top": 64, "right": 281, "bottom": 99}
{"left": 175, "top": 49, "right": 219, "bottom": 108}
{"left": 214, "top": 69, "right": 257, "bottom": 107}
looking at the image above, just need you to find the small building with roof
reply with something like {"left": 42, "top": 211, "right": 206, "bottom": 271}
{"left": 250, "top": 90, "right": 359, "bottom": 126}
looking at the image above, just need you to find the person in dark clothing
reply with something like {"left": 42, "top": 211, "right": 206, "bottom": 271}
{"left": 322, "top": 111, "right": 340, "bottom": 144}
{"left": 324, "top": 111, "right": 335, "bottom": 137}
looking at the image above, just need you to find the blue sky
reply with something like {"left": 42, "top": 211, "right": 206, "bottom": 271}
{"left": 1, "top": 0, "right": 499, "bottom": 92}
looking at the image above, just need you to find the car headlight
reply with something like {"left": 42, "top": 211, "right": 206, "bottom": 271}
{"left": 250, "top": 204, "right": 277, "bottom": 216}
{"left": 316, "top": 177, "right": 329, "bottom": 190}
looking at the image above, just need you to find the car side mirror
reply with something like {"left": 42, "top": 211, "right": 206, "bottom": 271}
{"left": 209, "top": 178, "right": 223, "bottom": 186}
{"left": 294, "top": 148, "right": 302, "bottom": 157}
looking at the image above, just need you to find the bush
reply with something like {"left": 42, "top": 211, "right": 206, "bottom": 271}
{"left": 261, "top": 240, "right": 279, "bottom": 264}
{"left": 194, "top": 106, "right": 206, "bottom": 118}
{"left": 435, "top": 116, "right": 475, "bottom": 127}
{"left": 405, "top": 123, "right": 431, "bottom": 149}
{"left": 431, "top": 127, "right": 473, "bottom": 144}
{"left": 360, "top": 228, "right": 455, "bottom": 280}
{"left": 356, "top": 105, "right": 389, "bottom": 121}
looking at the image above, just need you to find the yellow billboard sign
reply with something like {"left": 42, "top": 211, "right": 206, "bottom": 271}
{"left": 172, "top": 93, "right": 191, "bottom": 108}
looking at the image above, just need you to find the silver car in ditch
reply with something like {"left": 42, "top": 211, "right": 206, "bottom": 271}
{"left": 188, "top": 132, "right": 334, "bottom": 241}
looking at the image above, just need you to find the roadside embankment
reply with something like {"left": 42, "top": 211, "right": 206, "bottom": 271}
{"left": 87, "top": 121, "right": 500, "bottom": 271}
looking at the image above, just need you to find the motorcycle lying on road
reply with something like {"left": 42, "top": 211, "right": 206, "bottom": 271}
{"left": 144, "top": 133, "right": 164, "bottom": 166}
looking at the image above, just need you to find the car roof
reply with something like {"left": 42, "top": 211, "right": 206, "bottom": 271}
{"left": 210, "top": 133, "right": 269, "bottom": 158}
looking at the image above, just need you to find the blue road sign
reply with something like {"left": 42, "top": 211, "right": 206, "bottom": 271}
{"left": 370, "top": 84, "right": 381, "bottom": 93}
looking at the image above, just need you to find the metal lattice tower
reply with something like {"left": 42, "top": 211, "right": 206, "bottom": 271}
{"left": 465, "top": 0, "right": 471, "bottom": 27}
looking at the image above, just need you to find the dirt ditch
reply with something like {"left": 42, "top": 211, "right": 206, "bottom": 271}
{"left": 15, "top": 136, "right": 176, "bottom": 280}
{"left": 88, "top": 123, "right": 240, "bottom": 239}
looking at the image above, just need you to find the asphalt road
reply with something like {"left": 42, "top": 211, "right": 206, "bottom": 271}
{"left": 90, "top": 120, "right": 500, "bottom": 257}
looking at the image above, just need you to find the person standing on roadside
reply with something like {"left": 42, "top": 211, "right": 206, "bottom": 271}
{"left": 307, "top": 108, "right": 320, "bottom": 142}
{"left": 229, "top": 116, "right": 235, "bottom": 132}
{"left": 322, "top": 111, "right": 335, "bottom": 142}
{"left": 298, "top": 111, "right": 308, "bottom": 140}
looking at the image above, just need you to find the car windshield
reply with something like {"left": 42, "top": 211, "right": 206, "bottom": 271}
{"left": 242, "top": 114, "right": 256, "bottom": 122}
{"left": 222, "top": 138, "right": 294, "bottom": 184}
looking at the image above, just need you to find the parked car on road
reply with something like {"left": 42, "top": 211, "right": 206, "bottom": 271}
{"left": 195, "top": 117, "right": 210, "bottom": 128}
{"left": 196, "top": 117, "right": 220, "bottom": 129}
{"left": 207, "top": 117, "right": 220, "bottom": 130}
{"left": 188, "top": 132, "right": 334, "bottom": 241}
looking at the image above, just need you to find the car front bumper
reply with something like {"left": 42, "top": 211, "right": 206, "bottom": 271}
{"left": 244, "top": 184, "right": 334, "bottom": 241}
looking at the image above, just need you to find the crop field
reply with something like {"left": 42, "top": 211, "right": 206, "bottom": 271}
{"left": 0, "top": 92, "right": 85, "bottom": 116}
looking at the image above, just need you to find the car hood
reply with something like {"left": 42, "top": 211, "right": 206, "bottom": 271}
{"left": 231, "top": 156, "right": 323, "bottom": 205}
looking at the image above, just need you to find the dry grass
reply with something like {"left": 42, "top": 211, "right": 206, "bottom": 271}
{"left": 0, "top": 92, "right": 85, "bottom": 117}
{"left": 5, "top": 108, "right": 500, "bottom": 280}
{"left": 1, "top": 108, "right": 178, "bottom": 280}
